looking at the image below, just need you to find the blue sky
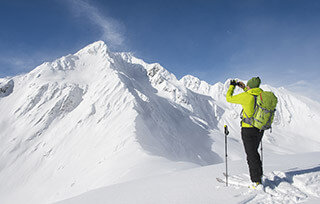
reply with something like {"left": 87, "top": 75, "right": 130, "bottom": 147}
{"left": 1, "top": 0, "right": 320, "bottom": 100}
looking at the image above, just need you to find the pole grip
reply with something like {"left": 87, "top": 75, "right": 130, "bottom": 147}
{"left": 224, "top": 125, "right": 229, "bottom": 136}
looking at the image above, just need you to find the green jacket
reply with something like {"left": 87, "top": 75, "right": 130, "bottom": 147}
{"left": 226, "top": 85, "right": 263, "bottom": 128}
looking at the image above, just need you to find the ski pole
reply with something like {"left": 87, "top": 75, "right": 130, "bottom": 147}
{"left": 261, "top": 139, "right": 263, "bottom": 176}
{"left": 224, "top": 125, "right": 229, "bottom": 186}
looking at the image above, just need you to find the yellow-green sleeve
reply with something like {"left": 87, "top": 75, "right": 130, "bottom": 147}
{"left": 226, "top": 85, "right": 247, "bottom": 105}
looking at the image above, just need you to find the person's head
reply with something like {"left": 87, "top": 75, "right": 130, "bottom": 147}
{"left": 246, "top": 77, "right": 261, "bottom": 89}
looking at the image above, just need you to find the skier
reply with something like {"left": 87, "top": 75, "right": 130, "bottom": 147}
{"left": 226, "top": 77, "right": 264, "bottom": 188}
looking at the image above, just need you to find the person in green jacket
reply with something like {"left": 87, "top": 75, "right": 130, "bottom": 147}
{"left": 226, "top": 77, "right": 264, "bottom": 187}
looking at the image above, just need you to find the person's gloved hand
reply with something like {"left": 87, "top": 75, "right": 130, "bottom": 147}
{"left": 230, "top": 80, "right": 237, "bottom": 86}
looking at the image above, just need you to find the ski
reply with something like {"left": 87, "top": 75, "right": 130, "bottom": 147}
{"left": 216, "top": 177, "right": 226, "bottom": 184}
{"left": 216, "top": 176, "right": 243, "bottom": 188}
{"left": 216, "top": 173, "right": 253, "bottom": 188}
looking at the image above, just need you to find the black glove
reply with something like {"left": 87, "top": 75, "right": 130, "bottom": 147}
{"left": 230, "top": 80, "right": 237, "bottom": 86}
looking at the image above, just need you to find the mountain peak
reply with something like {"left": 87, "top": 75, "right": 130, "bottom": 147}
{"left": 76, "top": 40, "right": 108, "bottom": 56}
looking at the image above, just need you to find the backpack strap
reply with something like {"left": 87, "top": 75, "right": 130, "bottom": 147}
{"left": 241, "top": 95, "right": 257, "bottom": 126}
{"left": 259, "top": 92, "right": 263, "bottom": 103}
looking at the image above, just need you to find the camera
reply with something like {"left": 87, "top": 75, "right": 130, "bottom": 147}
{"left": 230, "top": 80, "right": 245, "bottom": 88}
{"left": 230, "top": 80, "right": 238, "bottom": 86}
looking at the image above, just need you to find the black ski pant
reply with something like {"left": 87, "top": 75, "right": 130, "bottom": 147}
{"left": 241, "top": 127, "right": 264, "bottom": 183}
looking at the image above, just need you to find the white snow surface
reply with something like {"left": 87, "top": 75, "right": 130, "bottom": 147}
{"left": 57, "top": 152, "right": 320, "bottom": 204}
{"left": 0, "top": 41, "right": 320, "bottom": 204}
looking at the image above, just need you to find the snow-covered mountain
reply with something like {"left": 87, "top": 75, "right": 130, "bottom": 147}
{"left": 1, "top": 41, "right": 320, "bottom": 204}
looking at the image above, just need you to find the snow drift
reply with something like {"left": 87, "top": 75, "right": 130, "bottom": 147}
{"left": 1, "top": 41, "right": 320, "bottom": 204}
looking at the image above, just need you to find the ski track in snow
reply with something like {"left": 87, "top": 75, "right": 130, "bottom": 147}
{"left": 221, "top": 166, "right": 320, "bottom": 204}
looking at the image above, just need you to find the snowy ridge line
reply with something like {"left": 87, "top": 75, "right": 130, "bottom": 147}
{"left": 0, "top": 41, "right": 320, "bottom": 204}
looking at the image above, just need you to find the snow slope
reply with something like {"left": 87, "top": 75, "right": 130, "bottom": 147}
{"left": 1, "top": 41, "right": 320, "bottom": 203}
{"left": 57, "top": 152, "right": 320, "bottom": 204}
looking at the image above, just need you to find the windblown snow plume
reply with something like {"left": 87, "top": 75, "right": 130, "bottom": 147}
{"left": 1, "top": 41, "right": 320, "bottom": 204}
{"left": 66, "top": 0, "right": 125, "bottom": 47}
